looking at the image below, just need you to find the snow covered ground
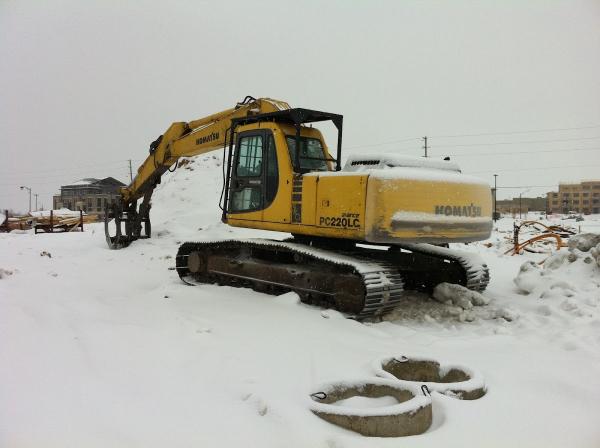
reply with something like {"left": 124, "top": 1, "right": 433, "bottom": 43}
{"left": 1, "top": 155, "right": 600, "bottom": 447}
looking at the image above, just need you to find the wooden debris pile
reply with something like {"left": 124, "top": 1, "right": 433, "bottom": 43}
{"left": 33, "top": 211, "right": 98, "bottom": 233}
{"left": 0, "top": 211, "right": 31, "bottom": 232}
{"left": 0, "top": 209, "right": 98, "bottom": 233}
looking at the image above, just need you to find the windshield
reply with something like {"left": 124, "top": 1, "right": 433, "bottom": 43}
{"left": 286, "top": 136, "right": 330, "bottom": 172}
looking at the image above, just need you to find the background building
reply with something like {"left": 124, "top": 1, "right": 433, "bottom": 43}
{"left": 547, "top": 181, "right": 600, "bottom": 215}
{"left": 496, "top": 197, "right": 546, "bottom": 216}
{"left": 53, "top": 177, "right": 125, "bottom": 218}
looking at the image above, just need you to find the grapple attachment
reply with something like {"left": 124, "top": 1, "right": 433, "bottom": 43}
{"left": 104, "top": 201, "right": 151, "bottom": 249}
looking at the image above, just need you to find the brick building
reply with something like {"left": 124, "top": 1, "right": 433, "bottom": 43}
{"left": 546, "top": 181, "right": 600, "bottom": 214}
{"left": 53, "top": 177, "right": 126, "bottom": 218}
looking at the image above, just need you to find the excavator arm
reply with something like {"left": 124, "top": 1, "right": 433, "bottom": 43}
{"left": 123, "top": 96, "right": 290, "bottom": 202}
{"left": 105, "top": 96, "right": 291, "bottom": 248}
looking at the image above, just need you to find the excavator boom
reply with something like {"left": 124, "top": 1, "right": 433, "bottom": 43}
{"left": 105, "top": 96, "right": 292, "bottom": 248}
{"left": 123, "top": 96, "right": 290, "bottom": 203}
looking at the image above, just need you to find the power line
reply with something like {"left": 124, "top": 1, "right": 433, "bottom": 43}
{"left": 0, "top": 170, "right": 132, "bottom": 183}
{"left": 345, "top": 137, "right": 421, "bottom": 150}
{"left": 469, "top": 163, "right": 600, "bottom": 174}
{"left": 0, "top": 161, "right": 144, "bottom": 181}
{"left": 430, "top": 124, "right": 600, "bottom": 139}
{"left": 0, "top": 169, "right": 132, "bottom": 187}
{"left": 431, "top": 135, "right": 600, "bottom": 149}
{"left": 344, "top": 124, "right": 600, "bottom": 151}
{"left": 0, "top": 159, "right": 131, "bottom": 174}
{"left": 495, "top": 185, "right": 557, "bottom": 189}
{"left": 445, "top": 146, "right": 600, "bottom": 157}
{"left": 0, "top": 172, "right": 122, "bottom": 183}
{"left": 0, "top": 159, "right": 143, "bottom": 177}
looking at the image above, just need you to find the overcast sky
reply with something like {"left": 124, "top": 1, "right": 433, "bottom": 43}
{"left": 1, "top": 0, "right": 599, "bottom": 212}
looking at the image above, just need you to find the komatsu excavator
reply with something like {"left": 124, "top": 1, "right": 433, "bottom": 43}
{"left": 105, "top": 96, "right": 492, "bottom": 319}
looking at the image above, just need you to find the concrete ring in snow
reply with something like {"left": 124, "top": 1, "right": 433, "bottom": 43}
{"left": 308, "top": 378, "right": 432, "bottom": 437}
{"left": 373, "top": 356, "right": 486, "bottom": 400}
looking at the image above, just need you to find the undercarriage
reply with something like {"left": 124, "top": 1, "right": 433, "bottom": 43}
{"left": 175, "top": 238, "right": 489, "bottom": 320}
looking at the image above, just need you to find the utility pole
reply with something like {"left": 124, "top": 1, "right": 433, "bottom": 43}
{"left": 20, "top": 186, "right": 32, "bottom": 213}
{"left": 422, "top": 136, "right": 428, "bottom": 158}
{"left": 34, "top": 193, "right": 38, "bottom": 211}
{"left": 128, "top": 159, "right": 133, "bottom": 183}
{"left": 493, "top": 174, "right": 498, "bottom": 222}
{"left": 519, "top": 188, "right": 530, "bottom": 220}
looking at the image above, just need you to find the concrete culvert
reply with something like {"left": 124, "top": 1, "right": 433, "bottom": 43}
{"left": 308, "top": 378, "right": 432, "bottom": 437}
{"left": 373, "top": 356, "right": 486, "bottom": 400}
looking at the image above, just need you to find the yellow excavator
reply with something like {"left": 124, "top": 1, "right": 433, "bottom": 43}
{"left": 106, "top": 96, "right": 492, "bottom": 319}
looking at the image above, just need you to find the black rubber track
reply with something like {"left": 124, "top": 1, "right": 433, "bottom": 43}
{"left": 176, "top": 239, "right": 490, "bottom": 320}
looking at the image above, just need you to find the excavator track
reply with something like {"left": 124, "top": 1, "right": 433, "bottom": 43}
{"left": 176, "top": 239, "right": 406, "bottom": 319}
{"left": 398, "top": 243, "right": 490, "bottom": 292}
{"left": 176, "top": 238, "right": 489, "bottom": 320}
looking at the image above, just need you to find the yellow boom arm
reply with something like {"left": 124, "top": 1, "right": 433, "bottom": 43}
{"left": 122, "top": 96, "right": 290, "bottom": 203}
{"left": 104, "top": 96, "right": 291, "bottom": 248}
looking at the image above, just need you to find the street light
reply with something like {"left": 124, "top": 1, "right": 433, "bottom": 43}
{"left": 20, "top": 186, "right": 32, "bottom": 213}
{"left": 34, "top": 193, "right": 38, "bottom": 212}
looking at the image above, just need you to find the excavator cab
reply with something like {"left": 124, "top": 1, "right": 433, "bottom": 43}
{"left": 222, "top": 109, "right": 343, "bottom": 222}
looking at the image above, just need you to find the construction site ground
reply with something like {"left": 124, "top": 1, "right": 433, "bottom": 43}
{"left": 1, "top": 156, "right": 599, "bottom": 447}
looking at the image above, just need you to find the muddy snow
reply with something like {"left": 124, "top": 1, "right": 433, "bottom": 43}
{"left": 1, "top": 155, "right": 600, "bottom": 447}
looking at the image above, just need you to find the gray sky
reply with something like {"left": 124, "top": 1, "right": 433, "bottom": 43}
{"left": 1, "top": 0, "right": 599, "bottom": 212}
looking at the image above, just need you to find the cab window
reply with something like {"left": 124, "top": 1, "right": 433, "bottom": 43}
{"left": 236, "top": 135, "right": 263, "bottom": 177}
{"left": 231, "top": 187, "right": 261, "bottom": 212}
{"left": 286, "top": 136, "right": 329, "bottom": 172}
{"left": 230, "top": 132, "right": 278, "bottom": 213}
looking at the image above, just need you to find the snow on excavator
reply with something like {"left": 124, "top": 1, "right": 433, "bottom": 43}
{"left": 105, "top": 96, "right": 492, "bottom": 319}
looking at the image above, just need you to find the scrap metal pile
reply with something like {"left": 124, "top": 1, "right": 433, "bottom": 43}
{"left": 505, "top": 220, "right": 576, "bottom": 255}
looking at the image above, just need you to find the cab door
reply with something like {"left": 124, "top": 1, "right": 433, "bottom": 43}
{"left": 228, "top": 130, "right": 279, "bottom": 220}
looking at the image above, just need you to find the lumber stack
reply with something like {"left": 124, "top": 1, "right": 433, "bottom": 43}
{"left": 0, "top": 210, "right": 98, "bottom": 233}
{"left": 33, "top": 211, "right": 98, "bottom": 233}
{"left": 35, "top": 213, "right": 98, "bottom": 227}
{"left": 0, "top": 212, "right": 32, "bottom": 232}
